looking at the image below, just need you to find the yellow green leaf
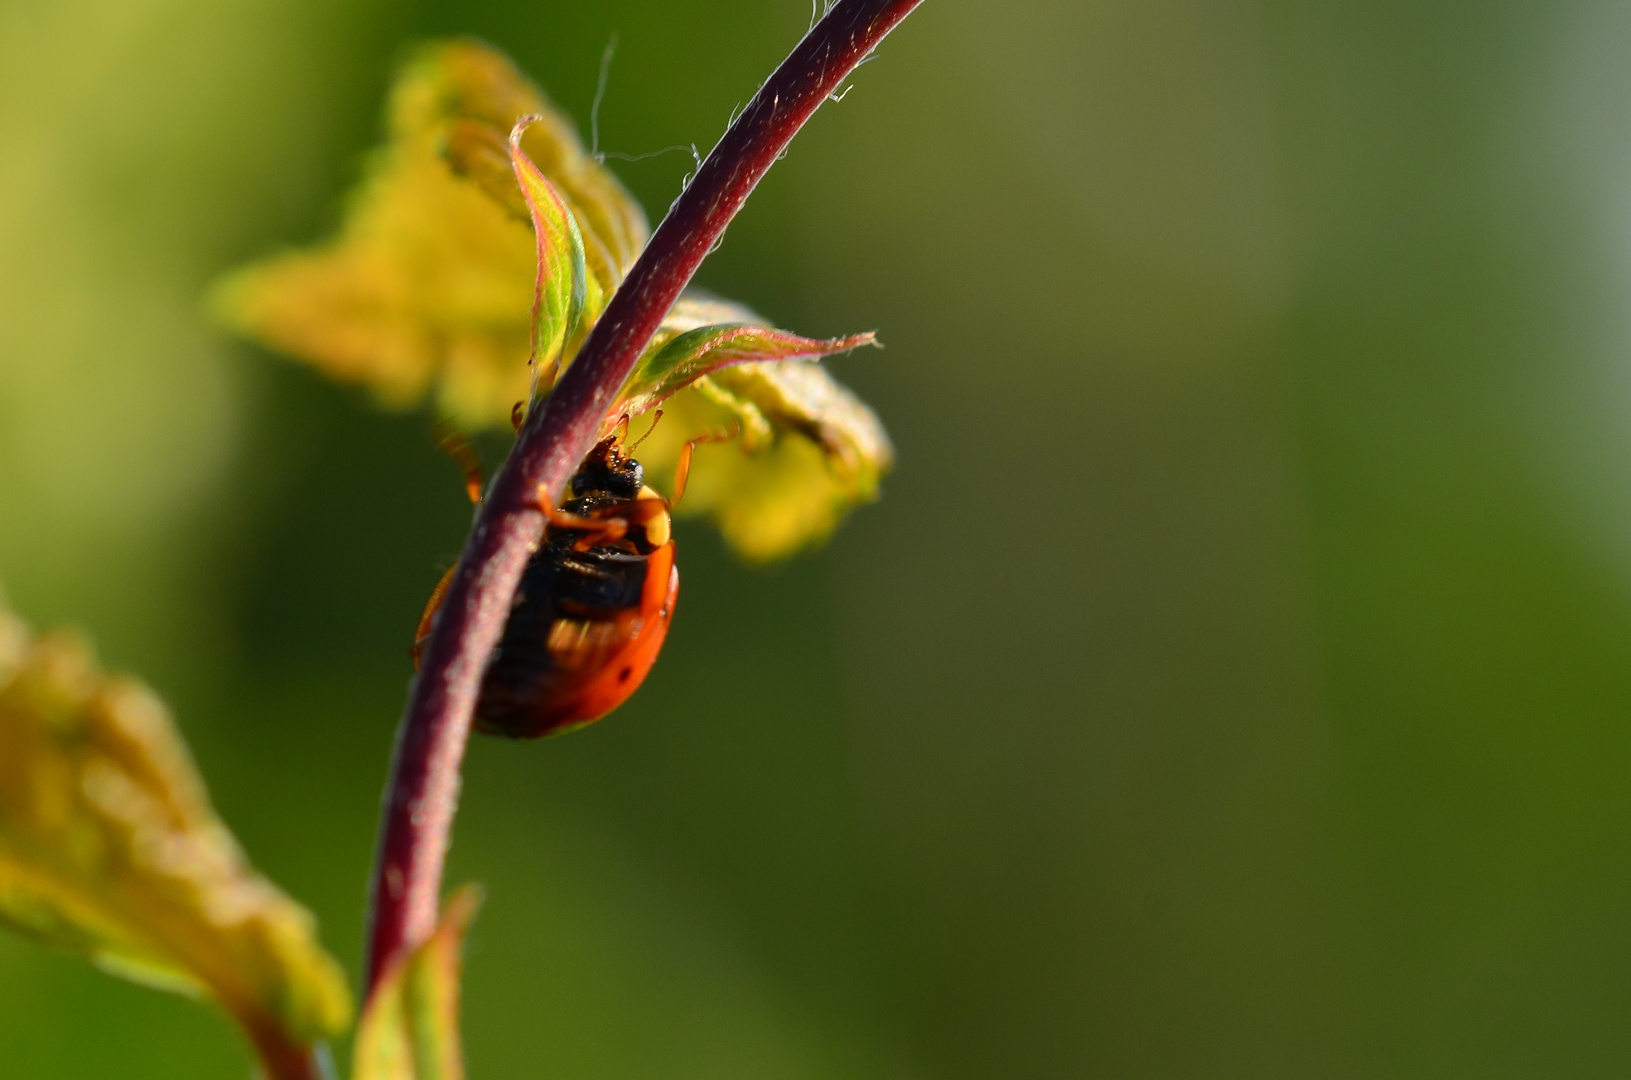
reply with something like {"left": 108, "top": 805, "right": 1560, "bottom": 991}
{"left": 214, "top": 38, "right": 646, "bottom": 430}
{"left": 0, "top": 602, "right": 352, "bottom": 1073}
{"left": 353, "top": 886, "right": 482, "bottom": 1080}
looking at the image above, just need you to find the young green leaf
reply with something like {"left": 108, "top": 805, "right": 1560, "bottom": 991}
{"left": 353, "top": 886, "right": 482, "bottom": 1080}
{"left": 0, "top": 604, "right": 351, "bottom": 1075}
{"left": 622, "top": 294, "right": 895, "bottom": 560}
{"left": 508, "top": 117, "right": 591, "bottom": 398}
{"left": 611, "top": 323, "right": 876, "bottom": 424}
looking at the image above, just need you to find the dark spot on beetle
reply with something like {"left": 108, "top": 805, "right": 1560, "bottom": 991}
{"left": 618, "top": 667, "right": 632, "bottom": 682}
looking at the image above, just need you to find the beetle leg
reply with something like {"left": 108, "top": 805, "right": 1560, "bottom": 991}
{"left": 570, "top": 519, "right": 627, "bottom": 551}
{"left": 534, "top": 485, "right": 610, "bottom": 531}
{"left": 535, "top": 485, "right": 631, "bottom": 549}
{"left": 673, "top": 441, "right": 697, "bottom": 506}
{"left": 432, "top": 421, "right": 485, "bottom": 505}
{"left": 411, "top": 563, "right": 459, "bottom": 668}
{"left": 570, "top": 497, "right": 673, "bottom": 551}
{"left": 672, "top": 423, "right": 739, "bottom": 506}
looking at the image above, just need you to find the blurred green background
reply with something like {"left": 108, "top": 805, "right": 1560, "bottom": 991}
{"left": 5, "top": 0, "right": 1631, "bottom": 1075}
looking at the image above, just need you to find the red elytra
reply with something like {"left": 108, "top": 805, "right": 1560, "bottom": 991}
{"left": 413, "top": 435, "right": 683, "bottom": 738}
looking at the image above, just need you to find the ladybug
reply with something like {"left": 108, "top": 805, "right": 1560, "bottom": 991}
{"left": 414, "top": 426, "right": 708, "bottom": 739}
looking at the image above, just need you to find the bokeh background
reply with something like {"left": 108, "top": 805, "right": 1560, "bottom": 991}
{"left": 6, "top": 0, "right": 1631, "bottom": 1075}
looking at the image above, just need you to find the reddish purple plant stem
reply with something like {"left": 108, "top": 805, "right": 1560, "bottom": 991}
{"left": 363, "top": 0, "right": 925, "bottom": 996}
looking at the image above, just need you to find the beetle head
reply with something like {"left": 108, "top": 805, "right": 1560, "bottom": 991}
{"left": 571, "top": 436, "right": 644, "bottom": 500}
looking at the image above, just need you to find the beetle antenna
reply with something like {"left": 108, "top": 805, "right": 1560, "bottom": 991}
{"left": 612, "top": 413, "right": 631, "bottom": 445}
{"left": 627, "top": 409, "right": 663, "bottom": 454}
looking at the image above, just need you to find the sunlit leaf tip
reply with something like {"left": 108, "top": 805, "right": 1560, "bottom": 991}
{"left": 354, "top": 886, "right": 483, "bottom": 1080}
{"left": 0, "top": 603, "right": 352, "bottom": 1070}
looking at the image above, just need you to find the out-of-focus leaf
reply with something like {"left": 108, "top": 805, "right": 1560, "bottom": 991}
{"left": 0, "top": 603, "right": 352, "bottom": 1072}
{"left": 353, "top": 886, "right": 482, "bottom": 1080}
{"left": 214, "top": 38, "right": 646, "bottom": 429}
{"left": 508, "top": 118, "right": 590, "bottom": 401}
{"left": 610, "top": 322, "right": 876, "bottom": 425}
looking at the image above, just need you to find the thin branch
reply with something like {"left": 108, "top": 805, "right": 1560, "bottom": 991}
{"left": 362, "top": 0, "right": 925, "bottom": 996}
